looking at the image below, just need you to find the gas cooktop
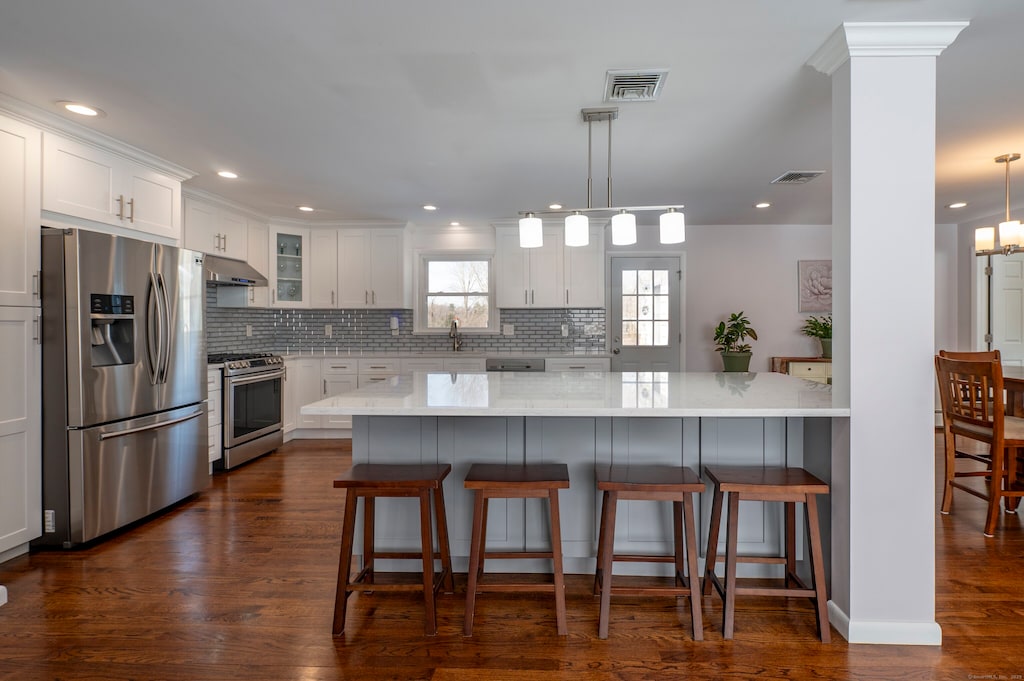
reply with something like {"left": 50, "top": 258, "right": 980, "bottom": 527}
{"left": 208, "top": 352, "right": 284, "bottom": 374}
{"left": 208, "top": 352, "right": 279, "bottom": 364}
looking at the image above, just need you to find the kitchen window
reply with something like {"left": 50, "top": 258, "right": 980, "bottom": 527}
{"left": 416, "top": 254, "right": 496, "bottom": 332}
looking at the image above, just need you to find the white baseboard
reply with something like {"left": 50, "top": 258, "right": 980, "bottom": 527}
{"left": 828, "top": 601, "right": 942, "bottom": 645}
{"left": 0, "top": 585, "right": 7, "bottom": 607}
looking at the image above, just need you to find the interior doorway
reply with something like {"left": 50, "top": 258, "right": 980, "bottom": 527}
{"left": 608, "top": 256, "right": 682, "bottom": 371}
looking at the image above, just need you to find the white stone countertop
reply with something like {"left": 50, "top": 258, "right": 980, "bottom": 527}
{"left": 300, "top": 371, "right": 849, "bottom": 418}
{"left": 280, "top": 351, "right": 610, "bottom": 359}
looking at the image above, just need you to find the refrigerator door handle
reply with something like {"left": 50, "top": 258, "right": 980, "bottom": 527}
{"left": 146, "top": 272, "right": 161, "bottom": 385}
{"left": 156, "top": 272, "right": 171, "bottom": 384}
{"left": 97, "top": 408, "right": 205, "bottom": 441}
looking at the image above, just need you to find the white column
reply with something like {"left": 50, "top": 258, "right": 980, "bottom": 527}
{"left": 809, "top": 22, "right": 967, "bottom": 645}
{"left": 0, "top": 585, "right": 6, "bottom": 607}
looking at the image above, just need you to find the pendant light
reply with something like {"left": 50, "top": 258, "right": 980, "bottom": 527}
{"left": 564, "top": 211, "right": 589, "bottom": 247}
{"left": 611, "top": 210, "right": 636, "bottom": 245}
{"left": 519, "top": 213, "right": 543, "bottom": 248}
{"left": 518, "top": 107, "right": 684, "bottom": 248}
{"left": 659, "top": 207, "right": 685, "bottom": 244}
{"left": 975, "top": 153, "right": 1022, "bottom": 255}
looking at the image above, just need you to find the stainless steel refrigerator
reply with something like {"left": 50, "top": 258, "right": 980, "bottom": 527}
{"left": 37, "top": 228, "right": 209, "bottom": 548}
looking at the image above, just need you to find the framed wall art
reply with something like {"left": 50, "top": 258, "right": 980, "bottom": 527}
{"left": 798, "top": 260, "right": 832, "bottom": 312}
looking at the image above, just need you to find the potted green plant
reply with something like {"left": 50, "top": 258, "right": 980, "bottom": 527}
{"left": 713, "top": 311, "right": 758, "bottom": 372}
{"left": 800, "top": 315, "right": 832, "bottom": 359}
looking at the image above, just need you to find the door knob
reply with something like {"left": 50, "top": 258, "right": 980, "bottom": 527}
{"left": 613, "top": 348, "right": 620, "bottom": 354}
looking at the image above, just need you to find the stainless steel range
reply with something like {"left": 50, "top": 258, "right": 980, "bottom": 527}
{"left": 209, "top": 352, "right": 284, "bottom": 469}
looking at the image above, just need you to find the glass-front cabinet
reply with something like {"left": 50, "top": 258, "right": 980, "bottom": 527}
{"left": 268, "top": 225, "right": 310, "bottom": 307}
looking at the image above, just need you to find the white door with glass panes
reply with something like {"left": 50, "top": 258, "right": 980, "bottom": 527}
{"left": 610, "top": 257, "right": 681, "bottom": 371}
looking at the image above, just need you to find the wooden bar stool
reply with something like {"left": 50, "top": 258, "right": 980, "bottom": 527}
{"left": 463, "top": 463, "right": 570, "bottom": 636}
{"left": 332, "top": 463, "right": 454, "bottom": 636}
{"left": 701, "top": 465, "right": 830, "bottom": 642}
{"left": 593, "top": 464, "right": 704, "bottom": 640}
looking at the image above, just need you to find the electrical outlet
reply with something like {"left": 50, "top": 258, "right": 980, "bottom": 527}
{"left": 245, "top": 324, "right": 252, "bottom": 338}
{"left": 503, "top": 323, "right": 514, "bottom": 336}
{"left": 561, "top": 323, "right": 569, "bottom": 337}
{"left": 44, "top": 509, "right": 55, "bottom": 533}
{"left": 325, "top": 324, "right": 332, "bottom": 338}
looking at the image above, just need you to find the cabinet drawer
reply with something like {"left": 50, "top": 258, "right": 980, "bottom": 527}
{"left": 788, "top": 362, "right": 830, "bottom": 382}
{"left": 358, "top": 374, "right": 399, "bottom": 388}
{"left": 358, "top": 358, "right": 400, "bottom": 373}
{"left": 206, "top": 392, "right": 222, "bottom": 427}
{"left": 545, "top": 358, "right": 610, "bottom": 372}
{"left": 322, "top": 359, "right": 358, "bottom": 374}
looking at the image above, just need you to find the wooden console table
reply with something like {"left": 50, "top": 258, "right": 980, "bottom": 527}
{"left": 771, "top": 356, "right": 832, "bottom": 384}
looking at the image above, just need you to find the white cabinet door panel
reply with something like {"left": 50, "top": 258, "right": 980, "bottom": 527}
{"left": 0, "top": 115, "right": 41, "bottom": 307}
{"left": 0, "top": 308, "right": 41, "bottom": 553}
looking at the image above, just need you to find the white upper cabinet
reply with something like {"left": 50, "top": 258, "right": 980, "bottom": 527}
{"left": 495, "top": 225, "right": 564, "bottom": 308}
{"left": 269, "top": 225, "right": 310, "bottom": 307}
{"left": 310, "top": 229, "right": 339, "bottom": 308}
{"left": 336, "top": 227, "right": 408, "bottom": 308}
{"left": 183, "top": 196, "right": 248, "bottom": 260}
{"left": 564, "top": 225, "right": 605, "bottom": 307}
{"left": 42, "top": 132, "right": 182, "bottom": 241}
{"left": 496, "top": 225, "right": 605, "bottom": 309}
{"left": 0, "top": 113, "right": 41, "bottom": 308}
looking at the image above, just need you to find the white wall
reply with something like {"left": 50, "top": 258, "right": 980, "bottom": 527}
{"left": 934, "top": 223, "right": 960, "bottom": 353}
{"left": 683, "top": 224, "right": 832, "bottom": 372}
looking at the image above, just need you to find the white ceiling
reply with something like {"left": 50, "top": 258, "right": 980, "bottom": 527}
{"left": 1, "top": 0, "right": 1023, "bottom": 229}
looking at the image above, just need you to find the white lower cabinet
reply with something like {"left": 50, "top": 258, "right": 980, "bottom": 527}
{"left": 283, "top": 358, "right": 297, "bottom": 435}
{"left": 322, "top": 359, "right": 358, "bottom": 429}
{"left": 292, "top": 358, "right": 324, "bottom": 429}
{"left": 206, "top": 369, "right": 222, "bottom": 464}
{"left": 0, "top": 307, "right": 41, "bottom": 558}
{"left": 357, "top": 358, "right": 400, "bottom": 387}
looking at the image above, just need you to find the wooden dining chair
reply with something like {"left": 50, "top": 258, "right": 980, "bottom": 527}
{"left": 934, "top": 355, "right": 1024, "bottom": 535}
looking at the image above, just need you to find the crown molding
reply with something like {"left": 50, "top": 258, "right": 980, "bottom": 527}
{"left": 0, "top": 92, "right": 195, "bottom": 181}
{"left": 808, "top": 21, "right": 970, "bottom": 76}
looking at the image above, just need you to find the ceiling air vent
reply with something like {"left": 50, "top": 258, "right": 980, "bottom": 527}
{"left": 771, "top": 171, "right": 825, "bottom": 185}
{"left": 604, "top": 69, "right": 669, "bottom": 102}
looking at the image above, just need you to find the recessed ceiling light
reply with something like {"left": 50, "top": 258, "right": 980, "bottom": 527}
{"left": 297, "top": 206, "right": 314, "bottom": 212}
{"left": 755, "top": 202, "right": 771, "bottom": 209}
{"left": 549, "top": 204, "right": 563, "bottom": 210}
{"left": 217, "top": 170, "right": 238, "bottom": 179}
{"left": 58, "top": 100, "right": 105, "bottom": 117}
{"left": 423, "top": 205, "right": 437, "bottom": 211}
{"left": 450, "top": 221, "right": 460, "bottom": 227}
{"left": 947, "top": 202, "right": 967, "bottom": 209}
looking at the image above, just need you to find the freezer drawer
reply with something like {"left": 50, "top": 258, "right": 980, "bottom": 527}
{"left": 63, "top": 404, "right": 209, "bottom": 546}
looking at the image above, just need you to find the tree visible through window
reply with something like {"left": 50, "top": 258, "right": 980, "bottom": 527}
{"left": 425, "top": 259, "right": 491, "bottom": 329}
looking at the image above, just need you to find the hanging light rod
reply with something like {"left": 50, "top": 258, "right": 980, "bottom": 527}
{"left": 518, "top": 204, "right": 685, "bottom": 217}
{"left": 975, "top": 153, "right": 1022, "bottom": 256}
{"left": 517, "top": 107, "right": 686, "bottom": 248}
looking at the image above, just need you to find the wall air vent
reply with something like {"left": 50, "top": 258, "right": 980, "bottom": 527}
{"left": 771, "top": 171, "right": 825, "bottom": 184}
{"left": 604, "top": 69, "right": 669, "bottom": 102}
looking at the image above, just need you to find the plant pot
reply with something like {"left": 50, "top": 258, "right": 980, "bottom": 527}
{"left": 720, "top": 351, "right": 752, "bottom": 372}
{"left": 819, "top": 338, "right": 832, "bottom": 359}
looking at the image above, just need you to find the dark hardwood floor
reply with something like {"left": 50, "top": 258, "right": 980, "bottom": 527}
{"left": 1, "top": 436, "right": 1022, "bottom": 680}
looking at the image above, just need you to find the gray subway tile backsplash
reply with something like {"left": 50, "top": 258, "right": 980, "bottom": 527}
{"left": 204, "top": 286, "right": 606, "bottom": 355}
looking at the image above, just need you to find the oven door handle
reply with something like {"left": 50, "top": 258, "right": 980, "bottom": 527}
{"left": 226, "top": 369, "right": 286, "bottom": 387}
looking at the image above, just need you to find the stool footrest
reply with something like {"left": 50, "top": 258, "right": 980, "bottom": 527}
{"left": 611, "top": 553, "right": 677, "bottom": 564}
{"left": 483, "top": 551, "right": 554, "bottom": 560}
{"left": 473, "top": 583, "right": 558, "bottom": 594}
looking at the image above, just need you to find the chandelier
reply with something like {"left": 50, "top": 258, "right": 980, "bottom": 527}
{"left": 974, "top": 153, "right": 1022, "bottom": 256}
{"left": 518, "top": 107, "right": 685, "bottom": 248}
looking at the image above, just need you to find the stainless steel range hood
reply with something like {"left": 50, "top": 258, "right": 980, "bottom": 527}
{"left": 204, "top": 254, "right": 268, "bottom": 286}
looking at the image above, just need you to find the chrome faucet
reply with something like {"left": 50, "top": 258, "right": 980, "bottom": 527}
{"left": 449, "top": 319, "right": 463, "bottom": 352}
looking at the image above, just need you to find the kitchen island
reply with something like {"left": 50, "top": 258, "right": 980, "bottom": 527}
{"left": 302, "top": 371, "right": 848, "bottom": 578}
